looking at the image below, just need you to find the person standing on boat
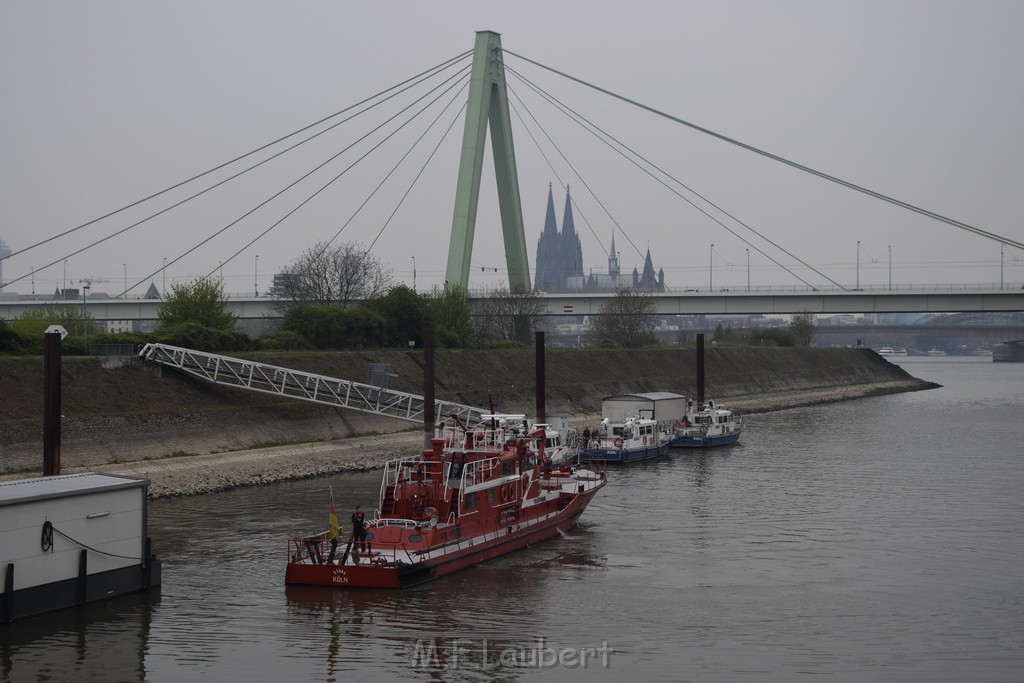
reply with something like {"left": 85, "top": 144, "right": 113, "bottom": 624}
{"left": 583, "top": 426, "right": 591, "bottom": 447}
{"left": 352, "top": 505, "right": 368, "bottom": 553}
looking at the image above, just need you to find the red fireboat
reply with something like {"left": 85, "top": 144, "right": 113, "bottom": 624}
{"left": 285, "top": 416, "right": 606, "bottom": 589}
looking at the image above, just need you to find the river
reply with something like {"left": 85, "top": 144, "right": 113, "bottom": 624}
{"left": 3, "top": 356, "right": 1023, "bottom": 682}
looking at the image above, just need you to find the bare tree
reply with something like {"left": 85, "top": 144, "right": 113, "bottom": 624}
{"left": 586, "top": 288, "right": 657, "bottom": 348}
{"left": 275, "top": 240, "right": 392, "bottom": 306}
{"left": 789, "top": 310, "right": 817, "bottom": 347}
{"left": 472, "top": 284, "right": 546, "bottom": 344}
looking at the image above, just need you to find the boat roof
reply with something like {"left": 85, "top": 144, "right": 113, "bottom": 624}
{"left": 602, "top": 392, "right": 686, "bottom": 402}
{"left": 0, "top": 472, "right": 149, "bottom": 507}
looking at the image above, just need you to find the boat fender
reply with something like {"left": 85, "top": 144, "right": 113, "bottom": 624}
{"left": 501, "top": 485, "right": 510, "bottom": 502}
{"left": 521, "top": 473, "right": 529, "bottom": 492}
{"left": 614, "top": 437, "right": 624, "bottom": 448}
{"left": 642, "top": 436, "right": 648, "bottom": 446}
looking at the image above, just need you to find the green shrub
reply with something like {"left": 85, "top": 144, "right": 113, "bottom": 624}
{"left": 156, "top": 322, "right": 252, "bottom": 352}
{"left": 255, "top": 330, "right": 313, "bottom": 350}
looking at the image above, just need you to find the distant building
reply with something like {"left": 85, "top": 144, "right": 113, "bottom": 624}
{"left": 106, "top": 320, "right": 136, "bottom": 334}
{"left": 271, "top": 272, "right": 299, "bottom": 297}
{"left": 533, "top": 185, "right": 665, "bottom": 293}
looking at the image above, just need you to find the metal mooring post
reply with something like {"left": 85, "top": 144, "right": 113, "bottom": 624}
{"left": 43, "top": 330, "right": 63, "bottom": 476}
{"left": 535, "top": 331, "right": 546, "bottom": 425}
{"left": 423, "top": 329, "right": 436, "bottom": 448}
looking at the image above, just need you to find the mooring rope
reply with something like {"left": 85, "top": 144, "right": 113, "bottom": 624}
{"left": 40, "top": 521, "right": 147, "bottom": 561}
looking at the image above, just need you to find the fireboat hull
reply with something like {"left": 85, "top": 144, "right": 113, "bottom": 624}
{"left": 285, "top": 490, "right": 598, "bottom": 589}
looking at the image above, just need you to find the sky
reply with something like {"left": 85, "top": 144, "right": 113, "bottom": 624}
{"left": 2, "top": 0, "right": 1023, "bottom": 298}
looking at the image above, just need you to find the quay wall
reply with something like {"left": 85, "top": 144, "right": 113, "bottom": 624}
{"left": 0, "top": 347, "right": 936, "bottom": 494}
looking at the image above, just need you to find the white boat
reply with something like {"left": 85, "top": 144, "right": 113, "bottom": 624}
{"left": 926, "top": 348, "right": 947, "bottom": 356}
{"left": 536, "top": 414, "right": 581, "bottom": 466}
{"left": 579, "top": 415, "right": 671, "bottom": 463}
{"left": 878, "top": 346, "right": 896, "bottom": 356}
{"left": 671, "top": 398, "right": 743, "bottom": 448}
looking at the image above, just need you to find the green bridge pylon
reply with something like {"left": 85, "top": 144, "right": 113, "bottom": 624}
{"left": 445, "top": 31, "right": 531, "bottom": 291}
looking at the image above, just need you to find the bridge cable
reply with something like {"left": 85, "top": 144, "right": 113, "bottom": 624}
{"left": 507, "top": 93, "right": 637, "bottom": 284}
{"left": 219, "top": 80, "right": 471, "bottom": 288}
{"left": 506, "top": 100, "right": 600, "bottom": 248}
{"left": 0, "top": 50, "right": 472, "bottom": 270}
{"left": 503, "top": 49, "right": 1024, "bottom": 254}
{"left": 505, "top": 65, "right": 836, "bottom": 289}
{"left": 287, "top": 83, "right": 471, "bottom": 284}
{"left": 1, "top": 55, "right": 473, "bottom": 293}
{"left": 361, "top": 95, "right": 470, "bottom": 261}
{"left": 124, "top": 68, "right": 471, "bottom": 295}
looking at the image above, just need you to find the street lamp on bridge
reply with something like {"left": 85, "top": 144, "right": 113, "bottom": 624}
{"left": 710, "top": 243, "right": 714, "bottom": 291}
{"left": 856, "top": 241, "right": 861, "bottom": 289}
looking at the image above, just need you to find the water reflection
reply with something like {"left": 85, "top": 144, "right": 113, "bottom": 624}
{"left": 281, "top": 533, "right": 606, "bottom": 681}
{"left": 0, "top": 590, "right": 159, "bottom": 682}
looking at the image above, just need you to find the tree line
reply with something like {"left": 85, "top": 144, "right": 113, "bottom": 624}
{"left": 0, "top": 240, "right": 816, "bottom": 354}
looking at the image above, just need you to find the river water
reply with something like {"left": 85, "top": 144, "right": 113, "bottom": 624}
{"left": 3, "top": 356, "right": 1023, "bottom": 682}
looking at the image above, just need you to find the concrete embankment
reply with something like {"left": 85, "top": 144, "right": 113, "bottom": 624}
{"left": 0, "top": 347, "right": 937, "bottom": 497}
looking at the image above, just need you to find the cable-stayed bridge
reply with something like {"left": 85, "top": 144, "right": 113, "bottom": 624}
{"left": 2, "top": 31, "right": 1022, "bottom": 317}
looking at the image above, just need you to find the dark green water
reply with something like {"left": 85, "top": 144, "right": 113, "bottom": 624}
{"left": 3, "top": 357, "right": 1023, "bottom": 682}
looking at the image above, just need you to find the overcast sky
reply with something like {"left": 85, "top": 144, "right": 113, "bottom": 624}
{"left": 2, "top": 0, "right": 1023, "bottom": 297}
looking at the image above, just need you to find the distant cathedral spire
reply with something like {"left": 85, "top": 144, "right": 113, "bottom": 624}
{"left": 542, "top": 184, "right": 558, "bottom": 236}
{"left": 562, "top": 185, "right": 576, "bottom": 238}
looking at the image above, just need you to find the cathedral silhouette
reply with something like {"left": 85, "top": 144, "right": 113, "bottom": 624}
{"left": 533, "top": 185, "right": 665, "bottom": 293}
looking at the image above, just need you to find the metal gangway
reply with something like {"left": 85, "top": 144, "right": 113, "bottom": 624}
{"left": 138, "top": 343, "right": 488, "bottom": 425}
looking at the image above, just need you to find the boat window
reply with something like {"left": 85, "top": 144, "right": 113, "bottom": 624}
{"left": 612, "top": 427, "right": 624, "bottom": 437}
{"left": 501, "top": 460, "right": 513, "bottom": 476}
{"left": 487, "top": 487, "right": 495, "bottom": 504}
{"left": 464, "top": 492, "right": 477, "bottom": 510}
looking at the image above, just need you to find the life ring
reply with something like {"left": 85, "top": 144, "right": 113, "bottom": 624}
{"left": 699, "top": 425, "right": 708, "bottom": 436}
{"left": 642, "top": 435, "right": 648, "bottom": 445}
{"left": 614, "top": 437, "right": 624, "bottom": 448}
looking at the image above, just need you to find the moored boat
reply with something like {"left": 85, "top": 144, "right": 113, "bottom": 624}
{"left": 671, "top": 398, "right": 743, "bottom": 448}
{"left": 285, "top": 418, "right": 606, "bottom": 589}
{"left": 579, "top": 414, "right": 671, "bottom": 463}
